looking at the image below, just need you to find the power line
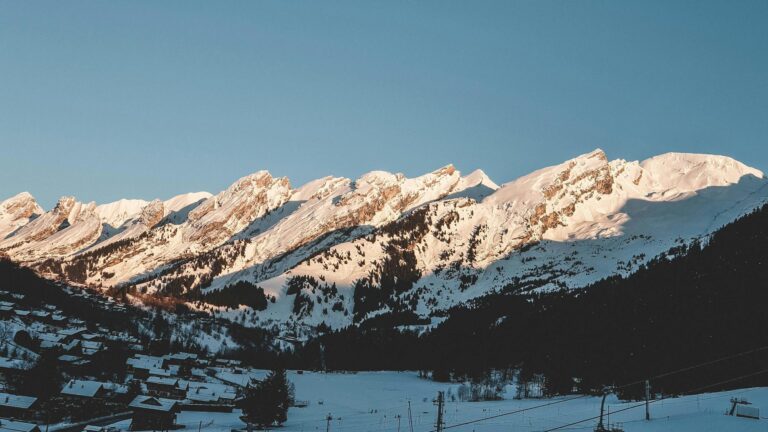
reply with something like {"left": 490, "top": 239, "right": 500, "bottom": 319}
{"left": 537, "top": 366, "right": 768, "bottom": 432}
{"left": 426, "top": 343, "right": 768, "bottom": 432}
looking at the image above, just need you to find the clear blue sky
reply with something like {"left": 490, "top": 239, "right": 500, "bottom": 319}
{"left": 1, "top": 1, "right": 766, "bottom": 208}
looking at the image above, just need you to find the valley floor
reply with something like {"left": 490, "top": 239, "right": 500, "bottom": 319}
{"left": 107, "top": 370, "right": 768, "bottom": 432}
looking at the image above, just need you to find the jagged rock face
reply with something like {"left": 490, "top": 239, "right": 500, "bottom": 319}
{"left": 139, "top": 200, "right": 165, "bottom": 228}
{"left": 1, "top": 197, "right": 103, "bottom": 261}
{"left": 2, "top": 150, "right": 767, "bottom": 335}
{"left": 185, "top": 171, "right": 292, "bottom": 244}
{"left": 125, "top": 165, "right": 475, "bottom": 297}
{"left": 0, "top": 192, "right": 43, "bottom": 239}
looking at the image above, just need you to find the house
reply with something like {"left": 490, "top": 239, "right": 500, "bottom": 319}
{"left": 145, "top": 377, "right": 187, "bottom": 399}
{"left": 127, "top": 355, "right": 166, "bottom": 379}
{"left": 79, "top": 340, "right": 103, "bottom": 357}
{"left": 0, "top": 356, "right": 32, "bottom": 383}
{"left": 0, "top": 419, "right": 40, "bottom": 432}
{"left": 83, "top": 426, "right": 118, "bottom": 432}
{"left": 0, "top": 392, "right": 37, "bottom": 419}
{"left": 128, "top": 396, "right": 179, "bottom": 431}
{"left": 61, "top": 380, "right": 110, "bottom": 399}
{"left": 58, "top": 355, "right": 91, "bottom": 374}
{"left": 57, "top": 328, "right": 87, "bottom": 344}
{"left": 163, "top": 353, "right": 198, "bottom": 376}
{"left": 38, "top": 332, "right": 66, "bottom": 350}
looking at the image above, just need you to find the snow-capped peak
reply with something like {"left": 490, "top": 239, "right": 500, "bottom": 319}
{"left": 0, "top": 192, "right": 43, "bottom": 239}
{"left": 639, "top": 152, "right": 764, "bottom": 194}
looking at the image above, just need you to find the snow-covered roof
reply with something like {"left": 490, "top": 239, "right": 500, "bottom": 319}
{"left": 127, "top": 354, "right": 165, "bottom": 370}
{"left": 80, "top": 340, "right": 103, "bottom": 350}
{"left": 129, "top": 395, "right": 178, "bottom": 412}
{"left": 165, "top": 352, "right": 198, "bottom": 361}
{"left": 0, "top": 356, "right": 31, "bottom": 370}
{"left": 146, "top": 377, "right": 179, "bottom": 387}
{"left": 0, "top": 392, "right": 37, "bottom": 409}
{"left": 61, "top": 379, "right": 104, "bottom": 398}
{"left": 0, "top": 419, "right": 40, "bottom": 432}
{"left": 58, "top": 327, "right": 87, "bottom": 337}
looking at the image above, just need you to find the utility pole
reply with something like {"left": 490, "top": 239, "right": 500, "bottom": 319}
{"left": 434, "top": 391, "right": 445, "bottom": 432}
{"left": 408, "top": 400, "right": 414, "bottom": 432}
{"left": 645, "top": 379, "right": 651, "bottom": 421}
{"left": 326, "top": 413, "right": 333, "bottom": 432}
{"left": 396, "top": 414, "right": 402, "bottom": 432}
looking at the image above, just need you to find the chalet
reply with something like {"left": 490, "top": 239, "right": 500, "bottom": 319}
{"left": 38, "top": 333, "right": 66, "bottom": 350}
{"left": 58, "top": 355, "right": 91, "bottom": 374}
{"left": 79, "top": 340, "right": 103, "bottom": 357}
{"left": 57, "top": 328, "right": 87, "bottom": 344}
{"left": 0, "top": 419, "right": 40, "bottom": 432}
{"left": 61, "top": 380, "right": 110, "bottom": 399}
{"left": 185, "top": 382, "right": 238, "bottom": 405}
{"left": 0, "top": 392, "right": 37, "bottom": 419}
{"left": 162, "top": 353, "right": 197, "bottom": 376}
{"left": 0, "top": 356, "right": 32, "bottom": 383}
{"left": 128, "top": 396, "right": 179, "bottom": 431}
{"left": 145, "top": 377, "right": 187, "bottom": 399}
{"left": 30, "top": 311, "right": 50, "bottom": 323}
{"left": 83, "top": 426, "right": 118, "bottom": 432}
{"left": 127, "top": 355, "right": 166, "bottom": 379}
{"left": 0, "top": 302, "right": 13, "bottom": 318}
{"left": 149, "top": 365, "right": 180, "bottom": 378}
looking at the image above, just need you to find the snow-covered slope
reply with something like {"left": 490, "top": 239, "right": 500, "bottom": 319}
{"left": 0, "top": 192, "right": 43, "bottom": 240}
{"left": 1, "top": 150, "right": 765, "bottom": 333}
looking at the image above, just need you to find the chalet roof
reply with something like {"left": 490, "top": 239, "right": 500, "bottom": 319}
{"left": 0, "top": 356, "right": 31, "bottom": 371}
{"left": 80, "top": 340, "right": 103, "bottom": 350}
{"left": 38, "top": 333, "right": 65, "bottom": 342}
{"left": 127, "top": 354, "right": 165, "bottom": 371}
{"left": 58, "top": 327, "right": 87, "bottom": 337}
{"left": 146, "top": 377, "right": 179, "bottom": 387}
{"left": 129, "top": 395, "right": 178, "bottom": 412}
{"left": 61, "top": 379, "right": 104, "bottom": 398}
{"left": 0, "top": 419, "right": 40, "bottom": 432}
{"left": 58, "top": 355, "right": 82, "bottom": 363}
{"left": 165, "top": 352, "right": 198, "bottom": 361}
{"left": 146, "top": 364, "right": 179, "bottom": 378}
{"left": 0, "top": 392, "right": 37, "bottom": 409}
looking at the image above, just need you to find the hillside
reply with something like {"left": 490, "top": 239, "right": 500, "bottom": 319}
{"left": 1, "top": 150, "right": 766, "bottom": 334}
{"left": 303, "top": 203, "right": 768, "bottom": 397}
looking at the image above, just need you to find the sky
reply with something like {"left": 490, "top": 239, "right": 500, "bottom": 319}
{"left": 1, "top": 1, "right": 767, "bottom": 208}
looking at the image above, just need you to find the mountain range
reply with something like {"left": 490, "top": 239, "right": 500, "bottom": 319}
{"left": 1, "top": 149, "right": 766, "bottom": 335}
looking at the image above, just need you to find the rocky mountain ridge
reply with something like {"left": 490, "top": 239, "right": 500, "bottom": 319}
{"left": 1, "top": 149, "right": 765, "bottom": 335}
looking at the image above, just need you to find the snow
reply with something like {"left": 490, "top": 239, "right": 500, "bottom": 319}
{"left": 0, "top": 192, "right": 43, "bottom": 239}
{"left": 107, "top": 370, "right": 768, "bottom": 432}
{"left": 0, "top": 392, "right": 37, "bottom": 409}
{"left": 60, "top": 379, "right": 105, "bottom": 398}
{"left": 95, "top": 199, "right": 150, "bottom": 229}
{"left": 3, "top": 149, "right": 768, "bottom": 334}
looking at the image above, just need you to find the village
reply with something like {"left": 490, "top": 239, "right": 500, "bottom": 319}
{"left": 0, "top": 281, "right": 285, "bottom": 432}
{"left": 3, "top": 280, "right": 768, "bottom": 432}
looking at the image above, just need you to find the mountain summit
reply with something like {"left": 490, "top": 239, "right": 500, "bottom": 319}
{"left": 1, "top": 150, "right": 765, "bottom": 334}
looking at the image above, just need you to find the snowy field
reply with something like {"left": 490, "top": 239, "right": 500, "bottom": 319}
{"left": 107, "top": 370, "right": 768, "bottom": 432}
